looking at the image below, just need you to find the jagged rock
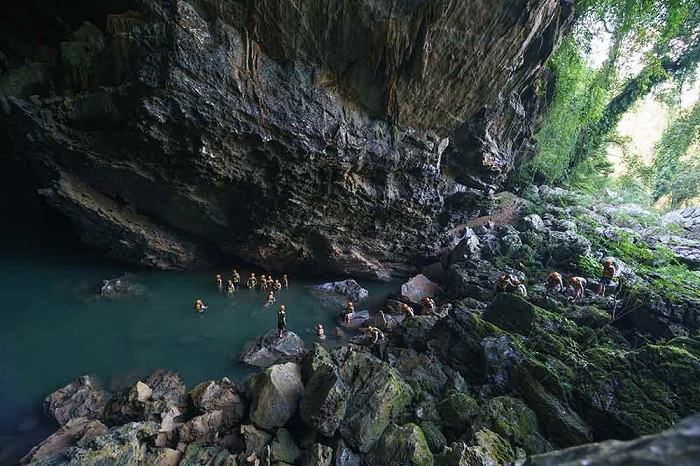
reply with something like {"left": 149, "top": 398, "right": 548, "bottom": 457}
{"left": 483, "top": 293, "right": 538, "bottom": 334}
{"left": 421, "top": 262, "right": 449, "bottom": 285}
{"left": 435, "top": 430, "right": 516, "bottom": 466}
{"left": 180, "top": 442, "right": 226, "bottom": 466}
{"left": 420, "top": 421, "right": 448, "bottom": 454}
{"left": 370, "top": 423, "right": 434, "bottom": 466}
{"left": 314, "top": 280, "right": 369, "bottom": 302}
{"left": 20, "top": 417, "right": 109, "bottom": 465}
{"left": 333, "top": 439, "right": 360, "bottom": 466}
{"left": 240, "top": 330, "right": 307, "bottom": 368}
{"left": 44, "top": 375, "right": 108, "bottom": 426}
{"left": 301, "top": 343, "right": 335, "bottom": 383}
{"left": 303, "top": 443, "right": 333, "bottom": 466}
{"left": 447, "top": 262, "right": 495, "bottom": 301}
{"left": 189, "top": 377, "right": 246, "bottom": 429}
{"left": 526, "top": 414, "right": 700, "bottom": 466}
{"left": 300, "top": 365, "right": 350, "bottom": 437}
{"left": 391, "top": 349, "right": 447, "bottom": 398}
{"left": 241, "top": 424, "right": 272, "bottom": 458}
{"left": 391, "top": 315, "right": 439, "bottom": 352}
{"left": 499, "top": 228, "right": 523, "bottom": 256}
{"left": 143, "top": 447, "right": 182, "bottom": 466}
{"left": 104, "top": 380, "right": 153, "bottom": 425}
{"left": 401, "top": 274, "right": 442, "bottom": 304}
{"left": 145, "top": 370, "right": 188, "bottom": 412}
{"left": 548, "top": 230, "right": 592, "bottom": 264}
{"left": 270, "top": 428, "right": 301, "bottom": 464}
{"left": 437, "top": 390, "right": 479, "bottom": 432}
{"left": 248, "top": 362, "right": 304, "bottom": 429}
{"left": 447, "top": 228, "right": 482, "bottom": 265}
{"left": 473, "top": 396, "right": 552, "bottom": 454}
{"left": 178, "top": 410, "right": 225, "bottom": 444}
{"left": 521, "top": 214, "right": 546, "bottom": 233}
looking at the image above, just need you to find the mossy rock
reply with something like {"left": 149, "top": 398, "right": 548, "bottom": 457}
{"left": 302, "top": 342, "right": 334, "bottom": 383}
{"left": 472, "top": 396, "right": 552, "bottom": 454}
{"left": 437, "top": 390, "right": 478, "bottom": 431}
{"left": 420, "top": 421, "right": 447, "bottom": 454}
{"left": 372, "top": 423, "right": 434, "bottom": 466}
{"left": 484, "top": 293, "right": 539, "bottom": 334}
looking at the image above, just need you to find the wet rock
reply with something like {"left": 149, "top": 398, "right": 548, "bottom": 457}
{"left": 333, "top": 439, "right": 360, "bottom": 466}
{"left": 303, "top": 443, "right": 333, "bottom": 466}
{"left": 248, "top": 362, "right": 304, "bottom": 429}
{"left": 99, "top": 274, "right": 147, "bottom": 298}
{"left": 483, "top": 293, "right": 538, "bottom": 334}
{"left": 239, "top": 330, "right": 307, "bottom": 368}
{"left": 189, "top": 377, "right": 246, "bottom": 429}
{"left": 401, "top": 274, "right": 442, "bottom": 304}
{"left": 473, "top": 396, "right": 552, "bottom": 454}
{"left": 526, "top": 413, "right": 700, "bottom": 466}
{"left": 44, "top": 375, "right": 108, "bottom": 426}
{"left": 314, "top": 280, "right": 369, "bottom": 302}
{"left": 371, "top": 423, "right": 434, "bottom": 466}
{"left": 20, "top": 417, "right": 109, "bottom": 465}
{"left": 300, "top": 365, "right": 350, "bottom": 437}
{"left": 270, "top": 428, "right": 301, "bottom": 464}
{"left": 339, "top": 351, "right": 414, "bottom": 452}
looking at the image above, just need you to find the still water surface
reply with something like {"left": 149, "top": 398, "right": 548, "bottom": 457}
{"left": 0, "top": 211, "right": 395, "bottom": 463}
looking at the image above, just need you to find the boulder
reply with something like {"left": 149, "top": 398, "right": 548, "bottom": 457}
{"left": 527, "top": 413, "right": 700, "bottom": 466}
{"left": 548, "top": 230, "right": 591, "bottom": 264}
{"left": 241, "top": 424, "right": 272, "bottom": 458}
{"left": 391, "top": 315, "right": 439, "bottom": 352}
{"left": 419, "top": 421, "right": 448, "bottom": 454}
{"left": 239, "top": 330, "right": 307, "bottom": 368}
{"left": 303, "top": 443, "right": 333, "bottom": 466}
{"left": 391, "top": 349, "right": 448, "bottom": 398}
{"left": 178, "top": 410, "right": 225, "bottom": 444}
{"left": 338, "top": 351, "right": 414, "bottom": 452}
{"left": 248, "top": 362, "right": 304, "bottom": 429}
{"left": 270, "top": 428, "right": 301, "bottom": 464}
{"left": 437, "top": 390, "right": 479, "bottom": 432}
{"left": 20, "top": 417, "right": 109, "bottom": 465}
{"left": 371, "top": 423, "right": 434, "bottom": 466}
{"left": 483, "top": 293, "right": 538, "bottom": 334}
{"left": 333, "top": 439, "right": 361, "bottom": 466}
{"left": 446, "top": 262, "right": 495, "bottom": 301}
{"left": 521, "top": 214, "right": 546, "bottom": 233}
{"left": 401, "top": 274, "right": 443, "bottom": 304}
{"left": 44, "top": 375, "right": 108, "bottom": 426}
{"left": 421, "top": 262, "right": 449, "bottom": 286}
{"left": 189, "top": 377, "right": 246, "bottom": 429}
{"left": 314, "top": 280, "right": 369, "bottom": 302}
{"left": 435, "top": 430, "right": 516, "bottom": 466}
{"left": 300, "top": 365, "right": 350, "bottom": 437}
{"left": 145, "top": 370, "right": 187, "bottom": 412}
{"left": 104, "top": 380, "right": 153, "bottom": 425}
{"left": 447, "top": 228, "right": 481, "bottom": 265}
{"left": 179, "top": 442, "right": 227, "bottom": 466}
{"left": 301, "top": 343, "right": 335, "bottom": 383}
{"left": 142, "top": 447, "right": 182, "bottom": 466}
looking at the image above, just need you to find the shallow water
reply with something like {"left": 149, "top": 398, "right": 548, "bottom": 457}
{"left": 0, "top": 207, "right": 396, "bottom": 463}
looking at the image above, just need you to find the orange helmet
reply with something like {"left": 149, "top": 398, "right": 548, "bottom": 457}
{"left": 279, "top": 305, "right": 285, "bottom": 311}
{"left": 402, "top": 303, "right": 410, "bottom": 309}
{"left": 216, "top": 274, "right": 221, "bottom": 279}
{"left": 348, "top": 302, "right": 353, "bottom": 306}
{"left": 196, "top": 299, "right": 202, "bottom": 303}
{"left": 568, "top": 277, "right": 577, "bottom": 284}
{"left": 604, "top": 259, "right": 613, "bottom": 265}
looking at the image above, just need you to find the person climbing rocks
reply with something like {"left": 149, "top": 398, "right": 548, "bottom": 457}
{"left": 283, "top": 274, "right": 289, "bottom": 289}
{"left": 215, "top": 274, "right": 223, "bottom": 291}
{"left": 402, "top": 303, "right": 415, "bottom": 319}
{"left": 316, "top": 324, "right": 326, "bottom": 340}
{"left": 266, "top": 291, "right": 276, "bottom": 305}
{"left": 247, "top": 273, "right": 257, "bottom": 289}
{"left": 277, "top": 305, "right": 287, "bottom": 338}
{"left": 273, "top": 279, "right": 282, "bottom": 291}
{"left": 343, "top": 302, "right": 355, "bottom": 323}
{"left": 421, "top": 297, "right": 436, "bottom": 315}
{"left": 494, "top": 273, "right": 516, "bottom": 293}
{"left": 226, "top": 279, "right": 234, "bottom": 294}
{"left": 569, "top": 276, "right": 587, "bottom": 303}
{"left": 546, "top": 271, "right": 564, "bottom": 292}
{"left": 194, "top": 299, "right": 208, "bottom": 313}
{"left": 596, "top": 259, "right": 616, "bottom": 296}
{"left": 365, "top": 325, "right": 385, "bottom": 344}
{"left": 512, "top": 278, "right": 527, "bottom": 297}
{"left": 260, "top": 274, "right": 268, "bottom": 291}
{"left": 231, "top": 269, "right": 240, "bottom": 290}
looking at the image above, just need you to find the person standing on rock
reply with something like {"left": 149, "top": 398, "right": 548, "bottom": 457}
{"left": 343, "top": 302, "right": 355, "bottom": 323}
{"left": 247, "top": 273, "right": 257, "bottom": 289}
{"left": 546, "top": 271, "right": 564, "bottom": 292}
{"left": 512, "top": 278, "right": 527, "bottom": 297}
{"left": 231, "top": 269, "right": 240, "bottom": 290}
{"left": 194, "top": 299, "right": 208, "bottom": 313}
{"left": 421, "top": 297, "right": 436, "bottom": 315}
{"left": 277, "top": 305, "right": 287, "bottom": 338}
{"left": 316, "top": 324, "right": 326, "bottom": 340}
{"left": 365, "top": 325, "right": 385, "bottom": 344}
{"left": 596, "top": 259, "right": 616, "bottom": 297}
{"left": 494, "top": 273, "right": 515, "bottom": 293}
{"left": 283, "top": 274, "right": 289, "bottom": 289}
{"left": 215, "top": 274, "right": 223, "bottom": 291}
{"left": 568, "top": 277, "right": 587, "bottom": 303}
{"left": 402, "top": 303, "right": 415, "bottom": 319}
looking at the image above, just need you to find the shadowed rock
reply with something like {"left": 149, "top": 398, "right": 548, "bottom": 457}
{"left": 240, "top": 330, "right": 307, "bottom": 368}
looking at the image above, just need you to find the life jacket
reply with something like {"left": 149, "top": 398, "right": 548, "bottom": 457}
{"left": 233, "top": 273, "right": 240, "bottom": 283}
{"left": 277, "top": 311, "right": 286, "bottom": 325}
{"left": 603, "top": 266, "right": 615, "bottom": 279}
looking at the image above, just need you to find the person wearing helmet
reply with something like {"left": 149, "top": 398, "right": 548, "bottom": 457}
{"left": 260, "top": 274, "right": 268, "bottom": 291}
{"left": 247, "top": 273, "right": 257, "bottom": 289}
{"left": 226, "top": 279, "right": 235, "bottom": 294}
{"left": 273, "top": 279, "right": 282, "bottom": 291}
{"left": 267, "top": 276, "right": 274, "bottom": 290}
{"left": 342, "top": 302, "right": 355, "bottom": 324}
{"left": 365, "top": 325, "right": 385, "bottom": 344}
{"left": 231, "top": 269, "right": 241, "bottom": 290}
{"left": 215, "top": 274, "right": 223, "bottom": 291}
{"left": 283, "top": 274, "right": 289, "bottom": 289}
{"left": 316, "top": 324, "right": 326, "bottom": 340}
{"left": 402, "top": 303, "right": 415, "bottom": 319}
{"left": 596, "top": 259, "right": 616, "bottom": 296}
{"left": 277, "top": 305, "right": 287, "bottom": 337}
{"left": 421, "top": 297, "right": 436, "bottom": 315}
{"left": 266, "top": 291, "right": 276, "bottom": 305}
{"left": 569, "top": 277, "right": 587, "bottom": 303}
{"left": 494, "top": 273, "right": 516, "bottom": 293}
{"left": 194, "top": 299, "right": 208, "bottom": 313}
{"left": 546, "top": 271, "right": 564, "bottom": 293}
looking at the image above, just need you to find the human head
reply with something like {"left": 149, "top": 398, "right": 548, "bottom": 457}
{"left": 604, "top": 259, "right": 613, "bottom": 265}
{"left": 348, "top": 302, "right": 353, "bottom": 307}
{"left": 568, "top": 277, "right": 577, "bottom": 284}
{"left": 283, "top": 274, "right": 288, "bottom": 278}
{"left": 279, "top": 305, "right": 285, "bottom": 311}
{"left": 402, "top": 303, "right": 410, "bottom": 310}
{"left": 216, "top": 274, "right": 221, "bottom": 279}
{"left": 317, "top": 323, "right": 323, "bottom": 330}
{"left": 196, "top": 299, "right": 202, "bottom": 304}
{"left": 366, "top": 326, "right": 373, "bottom": 332}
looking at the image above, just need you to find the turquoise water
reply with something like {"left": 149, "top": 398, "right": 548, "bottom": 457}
{"left": 0, "top": 206, "right": 395, "bottom": 463}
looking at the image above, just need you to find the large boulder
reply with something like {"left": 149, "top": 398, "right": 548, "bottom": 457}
{"left": 44, "top": 376, "right": 108, "bottom": 426}
{"left": 314, "top": 280, "right": 369, "bottom": 302}
{"left": 144, "top": 370, "right": 188, "bottom": 414}
{"left": 401, "top": 274, "right": 442, "bottom": 304}
{"left": 20, "top": 417, "right": 109, "bottom": 465}
{"left": 437, "top": 390, "right": 479, "bottom": 432}
{"left": 548, "top": 230, "right": 591, "bottom": 264}
{"left": 435, "top": 430, "right": 516, "bottom": 466}
{"left": 526, "top": 413, "right": 700, "bottom": 466}
{"left": 248, "top": 362, "right": 304, "bottom": 429}
{"left": 446, "top": 261, "right": 495, "bottom": 301}
{"left": 391, "top": 315, "right": 440, "bottom": 352}
{"left": 189, "top": 377, "right": 246, "bottom": 429}
{"left": 338, "top": 351, "right": 414, "bottom": 452}
{"left": 300, "top": 364, "right": 350, "bottom": 437}
{"left": 178, "top": 410, "right": 225, "bottom": 444}
{"left": 483, "top": 293, "right": 538, "bottom": 334}
{"left": 241, "top": 424, "right": 272, "bottom": 459}
{"left": 301, "top": 343, "right": 335, "bottom": 383}
{"left": 104, "top": 380, "right": 154, "bottom": 425}
{"left": 270, "top": 428, "right": 301, "bottom": 464}
{"left": 239, "top": 330, "right": 307, "bottom": 368}
{"left": 371, "top": 423, "right": 434, "bottom": 466}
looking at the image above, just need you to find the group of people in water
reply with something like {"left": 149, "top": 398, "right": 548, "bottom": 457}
{"left": 495, "top": 258, "right": 617, "bottom": 303}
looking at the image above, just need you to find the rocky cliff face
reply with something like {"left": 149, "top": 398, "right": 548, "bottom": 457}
{"left": 0, "top": 0, "right": 573, "bottom": 277}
